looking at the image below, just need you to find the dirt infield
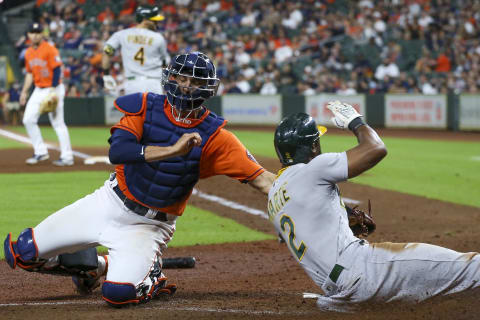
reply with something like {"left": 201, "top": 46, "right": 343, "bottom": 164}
{"left": 1, "top": 129, "right": 480, "bottom": 319}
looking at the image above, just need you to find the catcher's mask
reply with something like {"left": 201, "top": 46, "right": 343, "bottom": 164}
{"left": 274, "top": 113, "right": 327, "bottom": 166}
{"left": 162, "top": 52, "right": 219, "bottom": 121}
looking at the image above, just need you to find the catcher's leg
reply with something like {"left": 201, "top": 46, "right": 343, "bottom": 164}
{"left": 4, "top": 229, "right": 105, "bottom": 282}
{"left": 102, "top": 255, "right": 176, "bottom": 307}
{"left": 23, "top": 88, "right": 48, "bottom": 156}
{"left": 100, "top": 214, "right": 177, "bottom": 307}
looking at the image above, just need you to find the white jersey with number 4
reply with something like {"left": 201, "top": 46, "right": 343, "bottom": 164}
{"left": 105, "top": 27, "right": 168, "bottom": 79}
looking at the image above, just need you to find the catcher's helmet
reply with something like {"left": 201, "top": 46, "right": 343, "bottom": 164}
{"left": 162, "top": 51, "right": 220, "bottom": 114}
{"left": 135, "top": 6, "right": 164, "bottom": 23}
{"left": 274, "top": 113, "right": 326, "bottom": 166}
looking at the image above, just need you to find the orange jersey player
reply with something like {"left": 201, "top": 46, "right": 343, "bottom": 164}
{"left": 20, "top": 22, "right": 73, "bottom": 166}
{"left": 110, "top": 95, "right": 266, "bottom": 216}
{"left": 4, "top": 51, "right": 275, "bottom": 307}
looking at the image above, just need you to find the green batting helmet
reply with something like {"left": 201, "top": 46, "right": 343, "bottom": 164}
{"left": 135, "top": 6, "right": 165, "bottom": 23}
{"left": 274, "top": 113, "right": 327, "bottom": 166}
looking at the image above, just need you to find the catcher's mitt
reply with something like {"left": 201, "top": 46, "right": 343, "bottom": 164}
{"left": 39, "top": 91, "right": 59, "bottom": 114}
{"left": 346, "top": 200, "right": 376, "bottom": 238}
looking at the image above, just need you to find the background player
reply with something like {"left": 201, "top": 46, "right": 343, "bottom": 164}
{"left": 4, "top": 52, "right": 275, "bottom": 307}
{"left": 268, "top": 104, "right": 480, "bottom": 311}
{"left": 19, "top": 22, "right": 73, "bottom": 166}
{"left": 102, "top": 6, "right": 169, "bottom": 96}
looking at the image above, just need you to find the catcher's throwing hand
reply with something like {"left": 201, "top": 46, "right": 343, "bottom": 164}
{"left": 103, "top": 75, "right": 117, "bottom": 91}
{"left": 39, "top": 90, "right": 59, "bottom": 114}
{"left": 327, "top": 100, "right": 362, "bottom": 130}
{"left": 174, "top": 132, "right": 202, "bottom": 156}
{"left": 346, "top": 200, "right": 376, "bottom": 238}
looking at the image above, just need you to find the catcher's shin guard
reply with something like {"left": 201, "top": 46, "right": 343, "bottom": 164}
{"left": 102, "top": 257, "right": 176, "bottom": 307}
{"left": 4, "top": 228, "right": 43, "bottom": 270}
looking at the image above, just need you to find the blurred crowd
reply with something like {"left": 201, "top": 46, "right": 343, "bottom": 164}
{"left": 12, "top": 0, "right": 480, "bottom": 98}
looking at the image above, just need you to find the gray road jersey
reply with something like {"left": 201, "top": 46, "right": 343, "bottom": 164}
{"left": 267, "top": 152, "right": 357, "bottom": 286}
{"left": 105, "top": 27, "right": 169, "bottom": 78}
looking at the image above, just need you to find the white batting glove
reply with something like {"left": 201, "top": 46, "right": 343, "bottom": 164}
{"left": 103, "top": 75, "right": 117, "bottom": 91}
{"left": 326, "top": 100, "right": 362, "bottom": 130}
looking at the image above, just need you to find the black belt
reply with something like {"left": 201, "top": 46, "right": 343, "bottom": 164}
{"left": 328, "top": 264, "right": 344, "bottom": 283}
{"left": 112, "top": 184, "right": 168, "bottom": 222}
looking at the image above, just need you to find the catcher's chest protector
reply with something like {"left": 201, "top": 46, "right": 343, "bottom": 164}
{"left": 124, "top": 93, "right": 225, "bottom": 208}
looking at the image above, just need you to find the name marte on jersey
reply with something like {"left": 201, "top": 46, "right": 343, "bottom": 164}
{"left": 268, "top": 182, "right": 290, "bottom": 221}
{"left": 127, "top": 35, "right": 154, "bottom": 45}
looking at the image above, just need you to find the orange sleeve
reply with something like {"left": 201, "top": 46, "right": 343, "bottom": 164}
{"left": 110, "top": 114, "right": 145, "bottom": 140}
{"left": 199, "top": 128, "right": 265, "bottom": 181}
{"left": 47, "top": 44, "right": 62, "bottom": 69}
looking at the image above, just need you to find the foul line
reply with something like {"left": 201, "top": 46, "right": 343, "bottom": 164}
{"left": 0, "top": 128, "right": 360, "bottom": 217}
{"left": 0, "top": 128, "right": 90, "bottom": 159}
{"left": 0, "top": 299, "right": 315, "bottom": 315}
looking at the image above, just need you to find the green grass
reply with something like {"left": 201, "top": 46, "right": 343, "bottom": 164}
{"left": 0, "top": 171, "right": 273, "bottom": 259}
{"left": 1, "top": 126, "right": 479, "bottom": 219}
{"left": 232, "top": 130, "right": 480, "bottom": 208}
{"left": 4, "top": 126, "right": 111, "bottom": 148}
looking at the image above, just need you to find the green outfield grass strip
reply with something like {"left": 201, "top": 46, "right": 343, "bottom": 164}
{"left": 0, "top": 171, "right": 273, "bottom": 259}
{"left": 3, "top": 126, "right": 111, "bottom": 148}
{"left": 0, "top": 127, "right": 478, "bottom": 207}
{"left": 232, "top": 130, "right": 480, "bottom": 208}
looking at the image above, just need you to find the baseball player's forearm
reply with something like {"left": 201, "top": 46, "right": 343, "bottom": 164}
{"left": 101, "top": 54, "right": 112, "bottom": 73}
{"left": 21, "top": 73, "right": 33, "bottom": 95}
{"left": 249, "top": 170, "right": 276, "bottom": 195}
{"left": 346, "top": 125, "right": 387, "bottom": 178}
{"left": 109, "top": 130, "right": 202, "bottom": 164}
{"left": 144, "top": 132, "right": 202, "bottom": 162}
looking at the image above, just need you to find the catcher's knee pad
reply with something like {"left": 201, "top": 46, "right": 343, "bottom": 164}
{"left": 102, "top": 281, "right": 139, "bottom": 307}
{"left": 4, "top": 228, "right": 39, "bottom": 270}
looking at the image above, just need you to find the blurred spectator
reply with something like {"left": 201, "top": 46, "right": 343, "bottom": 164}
{"left": 260, "top": 78, "right": 278, "bottom": 95}
{"left": 0, "top": 89, "right": 6, "bottom": 125}
{"left": 435, "top": 51, "right": 451, "bottom": 72}
{"left": 12, "top": 0, "right": 480, "bottom": 97}
{"left": 375, "top": 58, "right": 400, "bottom": 81}
{"left": 419, "top": 75, "right": 438, "bottom": 94}
{"left": 5, "top": 83, "right": 22, "bottom": 125}
{"left": 337, "top": 81, "right": 357, "bottom": 95}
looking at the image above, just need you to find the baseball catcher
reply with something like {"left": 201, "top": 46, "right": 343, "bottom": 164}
{"left": 39, "top": 90, "right": 59, "bottom": 114}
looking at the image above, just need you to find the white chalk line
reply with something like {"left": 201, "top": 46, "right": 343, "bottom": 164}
{"left": 0, "top": 128, "right": 360, "bottom": 217}
{"left": 0, "top": 128, "right": 90, "bottom": 159}
{"left": 0, "top": 299, "right": 316, "bottom": 315}
{"left": 471, "top": 156, "right": 480, "bottom": 161}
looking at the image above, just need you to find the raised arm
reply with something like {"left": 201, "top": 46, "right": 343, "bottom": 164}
{"left": 346, "top": 125, "right": 387, "bottom": 178}
{"left": 327, "top": 101, "right": 387, "bottom": 179}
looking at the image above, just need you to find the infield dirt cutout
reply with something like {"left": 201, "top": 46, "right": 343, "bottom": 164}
{"left": 1, "top": 128, "right": 479, "bottom": 320}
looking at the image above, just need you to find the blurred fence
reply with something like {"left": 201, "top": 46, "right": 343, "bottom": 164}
{"left": 39, "top": 94, "right": 480, "bottom": 131}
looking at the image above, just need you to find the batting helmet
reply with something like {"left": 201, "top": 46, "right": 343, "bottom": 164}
{"left": 162, "top": 51, "right": 220, "bottom": 113}
{"left": 135, "top": 6, "right": 164, "bottom": 23}
{"left": 274, "top": 113, "right": 327, "bottom": 166}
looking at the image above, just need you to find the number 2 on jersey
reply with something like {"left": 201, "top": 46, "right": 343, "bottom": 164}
{"left": 134, "top": 47, "right": 145, "bottom": 65}
{"left": 280, "top": 215, "right": 307, "bottom": 261}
